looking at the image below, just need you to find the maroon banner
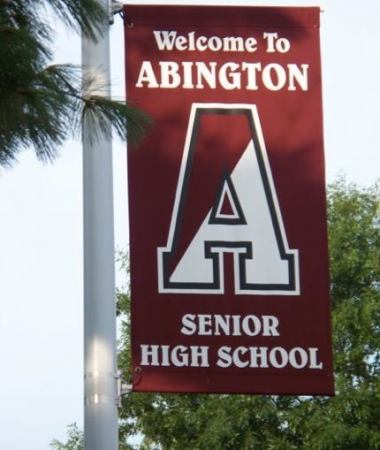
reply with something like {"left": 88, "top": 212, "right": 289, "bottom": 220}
{"left": 124, "top": 5, "right": 334, "bottom": 395}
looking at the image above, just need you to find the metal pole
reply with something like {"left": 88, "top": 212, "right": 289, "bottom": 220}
{"left": 82, "top": 1, "right": 118, "bottom": 449}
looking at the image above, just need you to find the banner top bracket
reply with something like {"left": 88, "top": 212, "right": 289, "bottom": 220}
{"left": 109, "top": 0, "right": 124, "bottom": 24}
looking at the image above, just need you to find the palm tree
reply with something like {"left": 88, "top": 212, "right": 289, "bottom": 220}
{"left": 0, "top": 0, "right": 149, "bottom": 167}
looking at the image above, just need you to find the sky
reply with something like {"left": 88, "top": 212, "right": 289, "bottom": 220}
{"left": 0, "top": 0, "right": 379, "bottom": 449}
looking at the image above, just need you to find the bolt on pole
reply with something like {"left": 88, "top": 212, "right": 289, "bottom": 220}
{"left": 82, "top": 0, "right": 118, "bottom": 449}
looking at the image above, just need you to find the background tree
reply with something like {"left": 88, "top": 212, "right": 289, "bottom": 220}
{"left": 116, "top": 178, "right": 380, "bottom": 450}
{"left": 52, "top": 179, "right": 380, "bottom": 448}
{"left": 0, "top": 0, "right": 149, "bottom": 167}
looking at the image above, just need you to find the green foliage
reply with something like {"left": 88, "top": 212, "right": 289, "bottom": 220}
{"left": 50, "top": 423, "right": 83, "bottom": 450}
{"left": 0, "top": 0, "right": 150, "bottom": 167}
{"left": 117, "top": 179, "right": 380, "bottom": 450}
{"left": 328, "top": 180, "right": 380, "bottom": 383}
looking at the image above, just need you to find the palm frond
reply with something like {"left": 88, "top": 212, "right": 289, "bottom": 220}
{"left": 0, "top": 1, "right": 151, "bottom": 166}
{"left": 0, "top": 1, "right": 52, "bottom": 44}
{"left": 81, "top": 96, "right": 152, "bottom": 147}
{"left": 48, "top": 0, "right": 108, "bottom": 40}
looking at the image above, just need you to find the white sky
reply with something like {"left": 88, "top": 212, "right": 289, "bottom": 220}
{"left": 0, "top": 1, "right": 379, "bottom": 448}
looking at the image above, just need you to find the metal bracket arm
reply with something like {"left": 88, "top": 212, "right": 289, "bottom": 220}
{"left": 116, "top": 370, "right": 132, "bottom": 408}
{"left": 109, "top": 0, "right": 124, "bottom": 24}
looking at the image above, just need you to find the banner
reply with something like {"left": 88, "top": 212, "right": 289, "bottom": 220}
{"left": 124, "top": 5, "right": 334, "bottom": 395}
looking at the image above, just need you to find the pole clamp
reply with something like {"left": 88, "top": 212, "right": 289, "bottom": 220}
{"left": 116, "top": 370, "right": 132, "bottom": 408}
